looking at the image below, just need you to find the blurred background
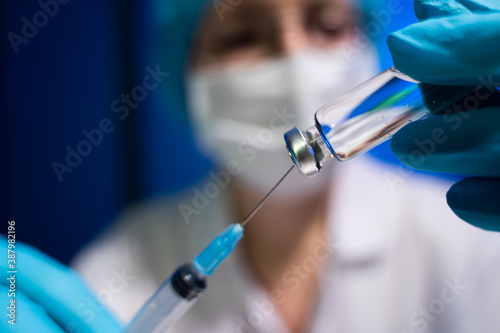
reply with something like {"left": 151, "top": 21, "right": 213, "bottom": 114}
{"left": 1, "top": 0, "right": 417, "bottom": 264}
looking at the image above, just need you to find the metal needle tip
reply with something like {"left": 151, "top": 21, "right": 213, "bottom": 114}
{"left": 240, "top": 165, "right": 295, "bottom": 227}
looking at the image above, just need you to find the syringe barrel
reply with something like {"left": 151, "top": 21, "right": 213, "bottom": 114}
{"left": 125, "top": 263, "right": 206, "bottom": 333}
{"left": 285, "top": 67, "right": 474, "bottom": 177}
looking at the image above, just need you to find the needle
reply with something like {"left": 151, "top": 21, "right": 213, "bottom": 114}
{"left": 240, "top": 165, "right": 295, "bottom": 227}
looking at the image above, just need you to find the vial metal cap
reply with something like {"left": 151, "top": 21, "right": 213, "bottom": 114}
{"left": 284, "top": 127, "right": 320, "bottom": 177}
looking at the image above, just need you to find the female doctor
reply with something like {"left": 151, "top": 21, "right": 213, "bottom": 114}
{"left": 2, "top": 0, "right": 500, "bottom": 332}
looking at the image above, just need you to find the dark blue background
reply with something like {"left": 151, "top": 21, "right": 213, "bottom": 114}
{"left": 1, "top": 0, "right": 417, "bottom": 264}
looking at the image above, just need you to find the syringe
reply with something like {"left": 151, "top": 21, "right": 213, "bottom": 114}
{"left": 125, "top": 223, "right": 243, "bottom": 333}
{"left": 125, "top": 166, "right": 294, "bottom": 333}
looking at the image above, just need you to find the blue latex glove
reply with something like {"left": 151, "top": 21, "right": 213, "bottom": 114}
{"left": 387, "top": 0, "right": 500, "bottom": 230}
{"left": 0, "top": 237, "right": 123, "bottom": 333}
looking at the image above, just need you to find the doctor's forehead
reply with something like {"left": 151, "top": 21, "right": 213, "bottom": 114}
{"left": 233, "top": 0, "right": 351, "bottom": 8}
{"left": 198, "top": 0, "right": 355, "bottom": 25}
{"left": 191, "top": 0, "right": 355, "bottom": 66}
{"left": 207, "top": 0, "right": 353, "bottom": 18}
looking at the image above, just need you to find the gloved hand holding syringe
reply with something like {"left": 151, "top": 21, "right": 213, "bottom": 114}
{"left": 125, "top": 66, "right": 481, "bottom": 333}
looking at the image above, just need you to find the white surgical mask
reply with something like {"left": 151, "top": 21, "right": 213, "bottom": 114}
{"left": 186, "top": 46, "right": 378, "bottom": 200}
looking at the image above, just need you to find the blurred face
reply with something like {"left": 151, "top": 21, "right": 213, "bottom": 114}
{"left": 186, "top": 0, "right": 372, "bottom": 203}
{"left": 191, "top": 0, "right": 357, "bottom": 68}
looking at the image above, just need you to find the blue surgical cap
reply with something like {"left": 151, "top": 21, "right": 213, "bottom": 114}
{"left": 152, "top": 0, "right": 212, "bottom": 125}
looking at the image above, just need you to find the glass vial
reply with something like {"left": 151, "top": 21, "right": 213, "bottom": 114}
{"left": 284, "top": 67, "right": 473, "bottom": 177}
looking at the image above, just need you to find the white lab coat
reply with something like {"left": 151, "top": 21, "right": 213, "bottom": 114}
{"left": 73, "top": 156, "right": 500, "bottom": 333}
